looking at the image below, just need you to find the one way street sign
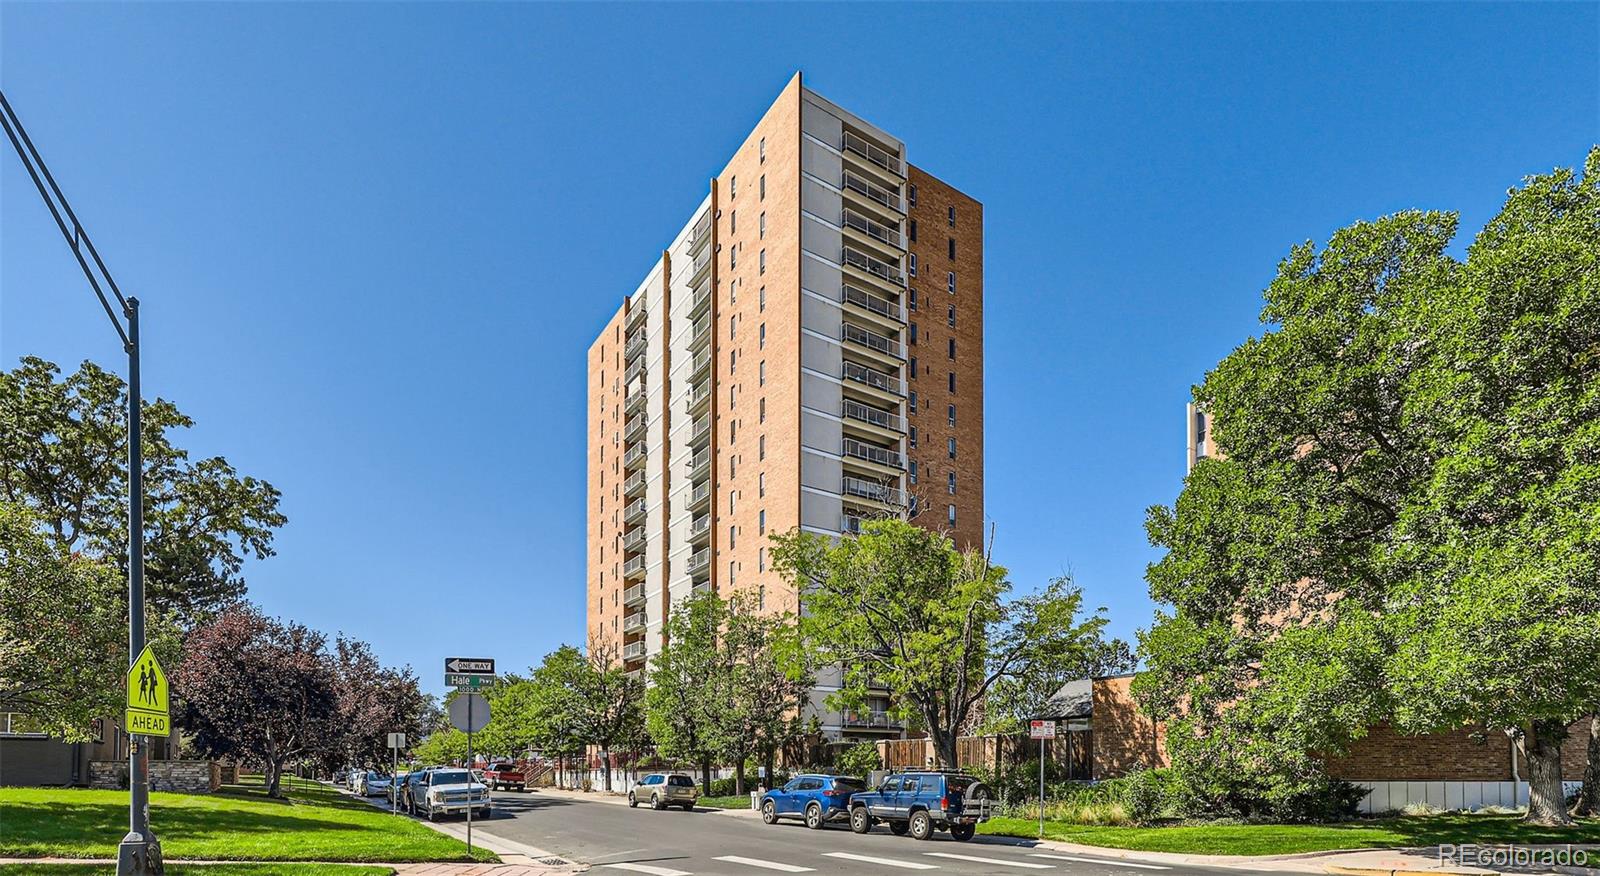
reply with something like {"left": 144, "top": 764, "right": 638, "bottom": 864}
{"left": 445, "top": 657, "right": 495, "bottom": 676}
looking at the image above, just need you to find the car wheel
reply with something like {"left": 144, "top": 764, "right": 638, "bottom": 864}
{"left": 909, "top": 810, "right": 932, "bottom": 841}
{"left": 427, "top": 806, "right": 438, "bottom": 823}
{"left": 651, "top": 794, "right": 664, "bottom": 811}
{"left": 950, "top": 824, "right": 975, "bottom": 842}
{"left": 849, "top": 806, "right": 872, "bottom": 834}
{"left": 761, "top": 800, "right": 779, "bottom": 824}
{"left": 805, "top": 803, "right": 824, "bottom": 830}
{"left": 628, "top": 792, "right": 638, "bottom": 808}
{"left": 682, "top": 803, "right": 695, "bottom": 811}
{"left": 888, "top": 820, "right": 909, "bottom": 836}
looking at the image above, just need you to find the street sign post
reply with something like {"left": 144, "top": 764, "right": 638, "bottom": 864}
{"left": 1029, "top": 721, "right": 1057, "bottom": 838}
{"left": 447, "top": 688, "right": 492, "bottom": 855}
{"left": 124, "top": 645, "right": 170, "bottom": 738}
{"left": 387, "top": 733, "right": 406, "bottom": 814}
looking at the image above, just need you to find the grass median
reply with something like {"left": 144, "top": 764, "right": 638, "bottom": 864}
{"left": 696, "top": 795, "right": 755, "bottom": 810}
{"left": 0, "top": 776, "right": 495, "bottom": 863}
{"left": 977, "top": 813, "right": 1600, "bottom": 856}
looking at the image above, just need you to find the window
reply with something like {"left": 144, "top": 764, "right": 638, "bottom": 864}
{"left": 758, "top": 549, "right": 766, "bottom": 574}
{"left": 759, "top": 137, "right": 766, "bottom": 163}
{"left": 948, "top": 237, "right": 956, "bottom": 259}
{"left": 759, "top": 434, "right": 766, "bottom": 460}
{"left": 909, "top": 219, "right": 918, "bottom": 242}
{"left": 948, "top": 404, "right": 956, "bottom": 426}
{"left": 759, "top": 359, "right": 766, "bottom": 386}
{"left": 948, "top": 338, "right": 956, "bottom": 359}
{"left": 948, "top": 504, "right": 957, "bottom": 525}
{"left": 948, "top": 371, "right": 956, "bottom": 392}
{"left": 947, "top": 305, "right": 956, "bottom": 327}
{"left": 759, "top": 285, "right": 766, "bottom": 312}
{"left": 730, "top": 210, "right": 737, "bottom": 234}
{"left": 908, "top": 184, "right": 918, "bottom": 206}
{"left": 730, "top": 277, "right": 738, "bottom": 304}
{"left": 910, "top": 426, "right": 918, "bottom": 448}
{"left": 730, "top": 349, "right": 737, "bottom": 373}
{"left": 759, "top": 174, "right": 766, "bottom": 200}
{"left": 729, "top": 525, "right": 737, "bottom": 548}
{"left": 759, "top": 397, "right": 766, "bottom": 423}
{"left": 948, "top": 472, "right": 957, "bottom": 495}
{"left": 759, "top": 472, "right": 766, "bottom": 498}
{"left": 759, "top": 249, "right": 766, "bottom": 275}
{"left": 730, "top": 175, "right": 737, "bottom": 198}
{"left": 730, "top": 315, "right": 737, "bottom": 340}
{"left": 947, "top": 271, "right": 956, "bottom": 294}
{"left": 909, "top": 289, "right": 918, "bottom": 311}
{"left": 909, "top": 389, "right": 918, "bottom": 411}
{"left": 759, "top": 212, "right": 766, "bottom": 240}
{"left": 759, "top": 323, "right": 766, "bottom": 349}
{"left": 909, "top": 253, "right": 917, "bottom": 277}
{"left": 909, "top": 461, "right": 918, "bottom": 484}
{"left": 730, "top": 244, "right": 737, "bottom": 270}
{"left": 948, "top": 206, "right": 956, "bottom": 227}
{"left": 759, "top": 509, "right": 766, "bottom": 534}
{"left": 729, "top": 560, "right": 737, "bottom": 584}
{"left": 948, "top": 437, "right": 957, "bottom": 459}
{"left": 910, "top": 323, "right": 918, "bottom": 345}
{"left": 909, "top": 356, "right": 918, "bottom": 378}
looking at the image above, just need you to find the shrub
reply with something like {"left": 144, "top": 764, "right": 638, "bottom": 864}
{"left": 837, "top": 742, "right": 881, "bottom": 779}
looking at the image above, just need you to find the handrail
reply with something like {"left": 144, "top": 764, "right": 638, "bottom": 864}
{"left": 842, "top": 284, "right": 902, "bottom": 322}
{"left": 843, "top": 323, "right": 904, "bottom": 359}
{"left": 843, "top": 436, "right": 903, "bottom": 468}
{"left": 842, "top": 361, "right": 902, "bottom": 395}
{"left": 842, "top": 131, "right": 903, "bottom": 175}
{"left": 841, "top": 247, "right": 904, "bottom": 285}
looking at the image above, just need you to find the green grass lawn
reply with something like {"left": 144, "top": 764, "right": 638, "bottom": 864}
{"left": 697, "top": 794, "right": 756, "bottom": 810}
{"left": 0, "top": 775, "right": 494, "bottom": 863}
{"left": 0, "top": 866, "right": 392, "bottom": 875}
{"left": 978, "top": 813, "right": 1600, "bottom": 856}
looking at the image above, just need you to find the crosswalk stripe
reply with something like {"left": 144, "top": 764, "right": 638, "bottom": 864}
{"left": 924, "top": 851, "right": 1055, "bottom": 869}
{"left": 1029, "top": 854, "right": 1170, "bottom": 870}
{"left": 823, "top": 851, "right": 941, "bottom": 870}
{"left": 714, "top": 856, "right": 815, "bottom": 872}
{"left": 602, "top": 864, "right": 694, "bottom": 876}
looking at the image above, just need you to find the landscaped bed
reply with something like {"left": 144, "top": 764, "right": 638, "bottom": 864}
{"left": 977, "top": 813, "right": 1600, "bottom": 856}
{"left": 0, "top": 776, "right": 494, "bottom": 863}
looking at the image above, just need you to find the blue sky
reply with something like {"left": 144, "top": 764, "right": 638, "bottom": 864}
{"left": 3, "top": 3, "right": 1596, "bottom": 698}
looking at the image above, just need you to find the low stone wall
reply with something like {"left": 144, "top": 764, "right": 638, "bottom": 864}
{"left": 88, "top": 760, "right": 215, "bottom": 794}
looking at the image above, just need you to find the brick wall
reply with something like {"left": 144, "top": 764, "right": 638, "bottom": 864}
{"left": 1090, "top": 675, "right": 1168, "bottom": 779}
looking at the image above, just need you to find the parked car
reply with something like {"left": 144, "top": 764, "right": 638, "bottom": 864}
{"left": 406, "top": 767, "right": 490, "bottom": 821}
{"left": 759, "top": 774, "right": 867, "bottom": 830}
{"left": 482, "top": 762, "right": 526, "bottom": 792}
{"left": 347, "top": 768, "right": 364, "bottom": 790}
{"left": 389, "top": 771, "right": 413, "bottom": 805}
{"left": 627, "top": 773, "right": 699, "bottom": 811}
{"left": 847, "top": 771, "right": 992, "bottom": 841}
{"left": 358, "top": 771, "right": 391, "bottom": 797}
{"left": 401, "top": 767, "right": 439, "bottom": 811}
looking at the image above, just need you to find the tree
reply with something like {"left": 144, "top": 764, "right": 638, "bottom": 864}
{"left": 1138, "top": 149, "right": 1600, "bottom": 826}
{"left": 527, "top": 646, "right": 588, "bottom": 787}
{"left": 174, "top": 604, "right": 340, "bottom": 797}
{"left": 647, "top": 592, "right": 725, "bottom": 794}
{"left": 325, "top": 637, "right": 430, "bottom": 772}
{"left": 573, "top": 639, "right": 647, "bottom": 792}
{"left": 715, "top": 594, "right": 815, "bottom": 794}
{"left": 0, "top": 501, "right": 127, "bottom": 738}
{"left": 0, "top": 357, "right": 286, "bottom": 624}
{"left": 771, "top": 518, "right": 1120, "bottom": 769}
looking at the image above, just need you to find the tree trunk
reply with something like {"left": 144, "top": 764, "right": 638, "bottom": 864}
{"left": 930, "top": 727, "right": 958, "bottom": 770}
{"left": 1523, "top": 719, "right": 1572, "bottom": 826}
{"left": 762, "top": 747, "right": 775, "bottom": 791}
{"left": 700, "top": 757, "right": 713, "bottom": 798}
{"left": 602, "top": 747, "right": 613, "bottom": 792}
{"left": 735, "top": 756, "right": 746, "bottom": 796}
{"left": 555, "top": 755, "right": 564, "bottom": 789}
{"left": 1572, "top": 714, "right": 1599, "bottom": 817}
{"left": 265, "top": 756, "right": 284, "bottom": 798}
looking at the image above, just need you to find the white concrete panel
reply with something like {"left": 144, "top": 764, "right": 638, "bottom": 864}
{"left": 801, "top": 290, "right": 841, "bottom": 339}
{"left": 801, "top": 138, "right": 841, "bottom": 183}
{"left": 800, "top": 489, "right": 841, "bottom": 533}
{"left": 801, "top": 101, "right": 843, "bottom": 147}
{"left": 1444, "top": 782, "right": 1463, "bottom": 811}
{"left": 1425, "top": 782, "right": 1446, "bottom": 810}
{"left": 1462, "top": 781, "right": 1483, "bottom": 811}
{"left": 1366, "top": 782, "right": 1388, "bottom": 813}
{"left": 801, "top": 373, "right": 842, "bottom": 416}
{"left": 803, "top": 176, "right": 843, "bottom": 217}
{"left": 804, "top": 222, "right": 843, "bottom": 267}
{"left": 801, "top": 409, "right": 843, "bottom": 456}
{"left": 801, "top": 333, "right": 841, "bottom": 377}
{"left": 802, "top": 250, "right": 842, "bottom": 292}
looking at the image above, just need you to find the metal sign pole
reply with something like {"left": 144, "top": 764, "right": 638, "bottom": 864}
{"left": 466, "top": 696, "right": 473, "bottom": 856}
{"left": 1038, "top": 734, "right": 1045, "bottom": 839}
{"left": 391, "top": 742, "right": 397, "bottom": 815}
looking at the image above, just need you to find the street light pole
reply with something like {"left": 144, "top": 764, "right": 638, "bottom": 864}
{"left": 0, "top": 91, "right": 163, "bottom": 875}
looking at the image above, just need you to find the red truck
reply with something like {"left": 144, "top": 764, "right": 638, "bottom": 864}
{"left": 482, "top": 762, "right": 526, "bottom": 792}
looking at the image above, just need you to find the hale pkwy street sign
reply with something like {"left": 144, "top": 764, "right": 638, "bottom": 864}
{"left": 125, "top": 644, "right": 170, "bottom": 737}
{"left": 445, "top": 673, "right": 493, "bottom": 689}
{"left": 445, "top": 657, "right": 495, "bottom": 676}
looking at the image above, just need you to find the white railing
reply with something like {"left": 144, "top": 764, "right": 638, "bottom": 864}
{"left": 623, "top": 642, "right": 647, "bottom": 660}
{"left": 624, "top": 358, "right": 646, "bottom": 384}
{"left": 843, "top": 323, "right": 904, "bottom": 359}
{"left": 842, "top": 211, "right": 903, "bottom": 249}
{"left": 842, "top": 514, "right": 864, "bottom": 535}
{"left": 691, "top": 347, "right": 711, "bottom": 375}
{"left": 624, "top": 471, "right": 646, "bottom": 494}
{"left": 624, "top": 613, "right": 646, "bottom": 632}
{"left": 842, "top": 172, "right": 902, "bottom": 212}
{"left": 690, "top": 279, "right": 711, "bottom": 315}
{"left": 691, "top": 210, "right": 713, "bottom": 247}
{"left": 693, "top": 246, "right": 711, "bottom": 276}
{"left": 623, "top": 555, "right": 646, "bottom": 577}
{"left": 842, "top": 131, "right": 903, "bottom": 175}
{"left": 624, "top": 583, "right": 646, "bottom": 605}
{"left": 686, "top": 449, "right": 711, "bottom": 478}
{"left": 690, "top": 481, "right": 710, "bottom": 506}
{"left": 690, "top": 416, "right": 711, "bottom": 443}
{"left": 843, "top": 476, "right": 904, "bottom": 507}
{"left": 624, "top": 444, "right": 647, "bottom": 467}
{"left": 685, "top": 381, "right": 710, "bottom": 412}
{"left": 625, "top": 331, "right": 647, "bottom": 359}
{"left": 686, "top": 548, "right": 709, "bottom": 575}
{"left": 623, "top": 528, "right": 646, "bottom": 551}
{"left": 843, "top": 710, "right": 899, "bottom": 728}
{"left": 842, "top": 361, "right": 902, "bottom": 396}
{"left": 843, "top": 399, "right": 902, "bottom": 433}
{"left": 627, "top": 300, "right": 647, "bottom": 326}
{"left": 843, "top": 437, "right": 903, "bottom": 468}
{"left": 841, "top": 284, "right": 903, "bottom": 322}
{"left": 842, "top": 247, "right": 904, "bottom": 285}
{"left": 689, "top": 515, "right": 710, "bottom": 538}
{"left": 689, "top": 317, "right": 710, "bottom": 349}
{"left": 624, "top": 498, "right": 648, "bottom": 521}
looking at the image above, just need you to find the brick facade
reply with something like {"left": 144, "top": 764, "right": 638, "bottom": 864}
{"left": 1089, "top": 675, "right": 1169, "bottom": 779}
{"left": 88, "top": 759, "right": 216, "bottom": 794}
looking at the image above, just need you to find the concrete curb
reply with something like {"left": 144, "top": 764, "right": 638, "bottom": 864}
{"left": 1323, "top": 865, "right": 1492, "bottom": 876}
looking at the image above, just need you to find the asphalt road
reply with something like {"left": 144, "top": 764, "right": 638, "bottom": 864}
{"left": 462, "top": 790, "right": 1244, "bottom": 876}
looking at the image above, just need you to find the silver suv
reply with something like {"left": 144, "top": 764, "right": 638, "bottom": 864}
{"left": 628, "top": 773, "right": 699, "bottom": 811}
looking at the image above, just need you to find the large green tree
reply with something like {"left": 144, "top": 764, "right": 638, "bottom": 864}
{"left": 1138, "top": 150, "right": 1600, "bottom": 825}
{"left": 713, "top": 594, "right": 815, "bottom": 794}
{"left": 646, "top": 592, "right": 726, "bottom": 794}
{"left": 0, "top": 357, "right": 286, "bottom": 625}
{"left": 771, "top": 518, "right": 1121, "bottom": 769}
{"left": 576, "top": 639, "right": 648, "bottom": 792}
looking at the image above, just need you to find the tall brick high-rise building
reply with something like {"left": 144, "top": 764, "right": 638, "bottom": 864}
{"left": 585, "top": 73, "right": 983, "bottom": 743}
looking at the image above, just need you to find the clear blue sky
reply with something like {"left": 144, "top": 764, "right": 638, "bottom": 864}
{"left": 3, "top": 3, "right": 1596, "bottom": 698}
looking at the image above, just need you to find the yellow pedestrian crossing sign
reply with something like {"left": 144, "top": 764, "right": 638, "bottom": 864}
{"left": 125, "top": 644, "right": 170, "bottom": 737}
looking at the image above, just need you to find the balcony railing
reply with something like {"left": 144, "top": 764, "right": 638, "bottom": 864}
{"left": 691, "top": 579, "right": 711, "bottom": 594}
{"left": 692, "top": 246, "right": 711, "bottom": 278}
{"left": 685, "top": 381, "right": 710, "bottom": 413}
{"left": 843, "top": 399, "right": 903, "bottom": 433}
{"left": 689, "top": 416, "right": 711, "bottom": 445}
{"left": 691, "top": 210, "right": 713, "bottom": 248}
{"left": 625, "top": 413, "right": 648, "bottom": 441}
{"left": 624, "top": 470, "right": 647, "bottom": 495}
{"left": 624, "top": 612, "right": 647, "bottom": 633}
{"left": 626, "top": 386, "right": 646, "bottom": 413}
{"left": 843, "top": 323, "right": 904, "bottom": 359}
{"left": 842, "top": 211, "right": 903, "bottom": 249}
{"left": 623, "top": 555, "right": 646, "bottom": 579}
{"left": 689, "top": 515, "right": 711, "bottom": 539}
{"left": 842, "top": 247, "right": 904, "bottom": 286}
{"left": 627, "top": 299, "right": 647, "bottom": 327}
{"left": 842, "top": 131, "right": 903, "bottom": 175}
{"left": 689, "top": 278, "right": 711, "bottom": 317}
{"left": 624, "top": 358, "right": 646, "bottom": 384}
{"left": 689, "top": 480, "right": 711, "bottom": 508}
{"left": 843, "top": 476, "right": 904, "bottom": 507}
{"left": 841, "top": 284, "right": 903, "bottom": 323}
{"left": 623, "top": 641, "right": 647, "bottom": 661}
{"left": 842, "top": 171, "right": 902, "bottom": 213}
{"left": 690, "top": 347, "right": 711, "bottom": 378}
{"left": 624, "top": 498, "right": 648, "bottom": 523}
{"left": 686, "top": 548, "right": 710, "bottom": 576}
{"left": 842, "top": 361, "right": 902, "bottom": 396}
{"left": 689, "top": 317, "right": 710, "bottom": 350}
{"left": 842, "top": 710, "right": 899, "bottom": 728}
{"left": 623, "top": 528, "right": 646, "bottom": 552}
{"left": 625, "top": 331, "right": 647, "bottom": 360}
{"left": 842, "top": 514, "right": 865, "bottom": 535}
{"left": 686, "top": 448, "right": 711, "bottom": 480}
{"left": 843, "top": 437, "right": 903, "bottom": 469}
{"left": 624, "top": 582, "right": 647, "bottom": 605}
{"left": 624, "top": 443, "right": 647, "bottom": 468}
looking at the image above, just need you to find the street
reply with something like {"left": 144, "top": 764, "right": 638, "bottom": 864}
{"left": 457, "top": 791, "right": 1237, "bottom": 876}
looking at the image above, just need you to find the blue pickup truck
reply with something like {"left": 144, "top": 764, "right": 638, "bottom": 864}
{"left": 847, "top": 771, "right": 992, "bottom": 841}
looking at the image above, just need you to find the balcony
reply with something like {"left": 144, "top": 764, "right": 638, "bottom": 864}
{"left": 843, "top": 323, "right": 904, "bottom": 360}
{"left": 623, "top": 470, "right": 647, "bottom": 497}
{"left": 624, "top": 667, "right": 644, "bottom": 681}
{"left": 624, "top": 612, "right": 647, "bottom": 633}
{"left": 688, "top": 480, "right": 711, "bottom": 511}
{"left": 685, "top": 380, "right": 711, "bottom": 415}
{"left": 686, "top": 548, "right": 710, "bottom": 577}
{"left": 843, "top": 437, "right": 903, "bottom": 469}
{"left": 842, "top": 710, "right": 900, "bottom": 729}
{"left": 623, "top": 641, "right": 647, "bottom": 661}
{"left": 843, "top": 476, "right": 904, "bottom": 508}
{"left": 843, "top": 399, "right": 903, "bottom": 433}
{"left": 625, "top": 330, "right": 648, "bottom": 361}
{"left": 842, "top": 514, "right": 864, "bottom": 535}
{"left": 688, "top": 317, "right": 710, "bottom": 351}
{"left": 624, "top": 497, "right": 648, "bottom": 524}
{"left": 842, "top": 284, "right": 904, "bottom": 324}
{"left": 624, "top": 358, "right": 646, "bottom": 385}
{"left": 690, "top": 347, "right": 711, "bottom": 381}
{"left": 689, "top": 514, "right": 711, "bottom": 543}
{"left": 624, "top": 582, "right": 647, "bottom": 606}
{"left": 624, "top": 443, "right": 648, "bottom": 469}
{"left": 623, "top": 528, "right": 646, "bottom": 553}
{"left": 626, "top": 385, "right": 646, "bottom": 414}
{"left": 688, "top": 415, "right": 711, "bottom": 448}
{"left": 686, "top": 448, "right": 711, "bottom": 482}
{"left": 842, "top": 210, "right": 903, "bottom": 250}
{"left": 691, "top": 579, "right": 712, "bottom": 594}
{"left": 623, "top": 555, "right": 647, "bottom": 581}
{"left": 625, "top": 413, "right": 648, "bottom": 442}
{"left": 689, "top": 277, "right": 711, "bottom": 319}
{"left": 691, "top": 245, "right": 712, "bottom": 281}
{"left": 842, "top": 247, "right": 904, "bottom": 287}
{"left": 842, "top": 171, "right": 903, "bottom": 215}
{"left": 691, "top": 210, "right": 713, "bottom": 250}
{"left": 842, "top": 361, "right": 903, "bottom": 397}
{"left": 627, "top": 298, "right": 647, "bottom": 328}
{"left": 842, "top": 130, "right": 904, "bottom": 177}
